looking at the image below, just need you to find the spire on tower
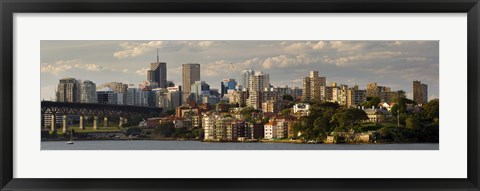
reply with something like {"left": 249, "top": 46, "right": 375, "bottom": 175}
{"left": 156, "top": 48, "right": 159, "bottom": 63}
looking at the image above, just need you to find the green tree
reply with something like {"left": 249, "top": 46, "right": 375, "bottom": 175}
{"left": 165, "top": 109, "right": 176, "bottom": 116}
{"left": 422, "top": 99, "right": 439, "bottom": 120}
{"left": 405, "top": 116, "right": 421, "bottom": 129}
{"left": 280, "top": 108, "right": 291, "bottom": 116}
{"left": 153, "top": 122, "right": 175, "bottom": 137}
{"left": 331, "top": 108, "right": 368, "bottom": 131}
{"left": 282, "top": 94, "right": 294, "bottom": 101}
{"left": 126, "top": 127, "right": 142, "bottom": 136}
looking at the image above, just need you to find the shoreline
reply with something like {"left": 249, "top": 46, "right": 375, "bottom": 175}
{"left": 41, "top": 139, "right": 439, "bottom": 144}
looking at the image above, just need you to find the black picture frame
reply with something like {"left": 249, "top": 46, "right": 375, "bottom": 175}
{"left": 1, "top": 0, "right": 479, "bottom": 190}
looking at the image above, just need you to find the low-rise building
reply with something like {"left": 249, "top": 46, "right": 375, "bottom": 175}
{"left": 293, "top": 103, "right": 311, "bottom": 116}
{"left": 363, "top": 108, "right": 392, "bottom": 123}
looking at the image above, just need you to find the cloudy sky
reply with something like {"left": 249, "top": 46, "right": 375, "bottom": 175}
{"left": 41, "top": 40, "right": 439, "bottom": 101}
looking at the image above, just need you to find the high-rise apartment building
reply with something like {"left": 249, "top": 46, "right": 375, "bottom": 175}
{"left": 302, "top": 77, "right": 311, "bottom": 102}
{"left": 347, "top": 85, "right": 367, "bottom": 108}
{"left": 246, "top": 71, "right": 269, "bottom": 109}
{"left": 302, "top": 71, "right": 326, "bottom": 102}
{"left": 240, "top": 69, "right": 255, "bottom": 91}
{"left": 366, "top": 82, "right": 395, "bottom": 103}
{"left": 332, "top": 84, "right": 349, "bottom": 106}
{"left": 56, "top": 77, "right": 80, "bottom": 103}
{"left": 80, "top": 80, "right": 97, "bottom": 103}
{"left": 413, "top": 80, "right": 428, "bottom": 104}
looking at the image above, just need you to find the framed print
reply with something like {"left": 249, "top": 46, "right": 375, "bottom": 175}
{"left": 1, "top": 0, "right": 479, "bottom": 190}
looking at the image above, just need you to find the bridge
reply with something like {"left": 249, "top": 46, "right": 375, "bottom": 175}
{"left": 41, "top": 101, "right": 163, "bottom": 132}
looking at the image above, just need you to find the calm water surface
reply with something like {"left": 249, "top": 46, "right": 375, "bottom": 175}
{"left": 41, "top": 140, "right": 439, "bottom": 150}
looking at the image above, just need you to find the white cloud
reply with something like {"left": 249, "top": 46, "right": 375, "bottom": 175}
{"left": 114, "top": 41, "right": 168, "bottom": 59}
{"left": 262, "top": 54, "right": 313, "bottom": 69}
{"left": 406, "top": 57, "right": 428, "bottom": 62}
{"left": 197, "top": 41, "right": 214, "bottom": 48}
{"left": 114, "top": 41, "right": 217, "bottom": 59}
{"left": 323, "top": 51, "right": 402, "bottom": 66}
{"left": 282, "top": 41, "right": 328, "bottom": 52}
{"left": 135, "top": 67, "right": 149, "bottom": 76}
{"left": 429, "top": 95, "right": 439, "bottom": 101}
{"left": 41, "top": 60, "right": 107, "bottom": 75}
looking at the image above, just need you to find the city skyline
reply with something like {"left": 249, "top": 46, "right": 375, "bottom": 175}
{"left": 41, "top": 40, "right": 439, "bottom": 101}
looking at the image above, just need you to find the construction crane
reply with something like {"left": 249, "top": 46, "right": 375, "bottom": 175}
{"left": 229, "top": 62, "right": 241, "bottom": 83}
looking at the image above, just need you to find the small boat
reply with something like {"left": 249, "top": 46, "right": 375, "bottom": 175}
{"left": 66, "top": 129, "right": 74, "bottom": 144}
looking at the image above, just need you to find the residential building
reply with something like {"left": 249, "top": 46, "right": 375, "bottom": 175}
{"left": 293, "top": 103, "right": 311, "bottom": 116}
{"left": 347, "top": 85, "right": 367, "bottom": 108}
{"left": 264, "top": 121, "right": 277, "bottom": 140}
{"left": 413, "top": 80, "right": 428, "bottom": 104}
{"left": 302, "top": 71, "right": 326, "bottom": 102}
{"left": 247, "top": 71, "right": 269, "bottom": 109}
{"left": 80, "top": 80, "right": 96, "bottom": 103}
{"left": 240, "top": 69, "right": 255, "bottom": 91}
{"left": 262, "top": 100, "right": 282, "bottom": 113}
{"left": 364, "top": 108, "right": 392, "bottom": 123}
{"left": 247, "top": 122, "right": 265, "bottom": 139}
{"left": 332, "top": 84, "right": 348, "bottom": 106}
{"left": 56, "top": 77, "right": 80, "bottom": 103}
{"left": 97, "top": 82, "right": 128, "bottom": 104}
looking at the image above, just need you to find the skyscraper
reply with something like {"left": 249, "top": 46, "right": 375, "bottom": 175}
{"left": 247, "top": 71, "right": 269, "bottom": 109}
{"left": 56, "top": 77, "right": 80, "bottom": 103}
{"left": 413, "top": 80, "right": 428, "bottom": 104}
{"left": 97, "top": 82, "right": 128, "bottom": 104}
{"left": 220, "top": 79, "right": 237, "bottom": 98}
{"left": 190, "top": 81, "right": 210, "bottom": 104}
{"left": 240, "top": 69, "right": 254, "bottom": 91}
{"left": 302, "top": 71, "right": 326, "bottom": 102}
{"left": 80, "top": 80, "right": 97, "bottom": 103}
{"left": 182, "top": 63, "right": 201, "bottom": 101}
{"left": 147, "top": 49, "right": 167, "bottom": 88}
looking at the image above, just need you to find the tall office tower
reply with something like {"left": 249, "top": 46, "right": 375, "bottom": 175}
{"left": 147, "top": 69, "right": 156, "bottom": 83}
{"left": 347, "top": 85, "right": 367, "bottom": 108}
{"left": 190, "top": 81, "right": 210, "bottom": 104}
{"left": 126, "top": 87, "right": 138, "bottom": 106}
{"left": 150, "top": 50, "right": 167, "bottom": 88}
{"left": 80, "top": 80, "right": 97, "bottom": 103}
{"left": 56, "top": 77, "right": 80, "bottom": 103}
{"left": 413, "top": 80, "right": 428, "bottom": 104}
{"left": 240, "top": 69, "right": 255, "bottom": 91}
{"left": 182, "top": 63, "right": 201, "bottom": 101}
{"left": 220, "top": 79, "right": 237, "bottom": 98}
{"left": 166, "top": 86, "right": 182, "bottom": 110}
